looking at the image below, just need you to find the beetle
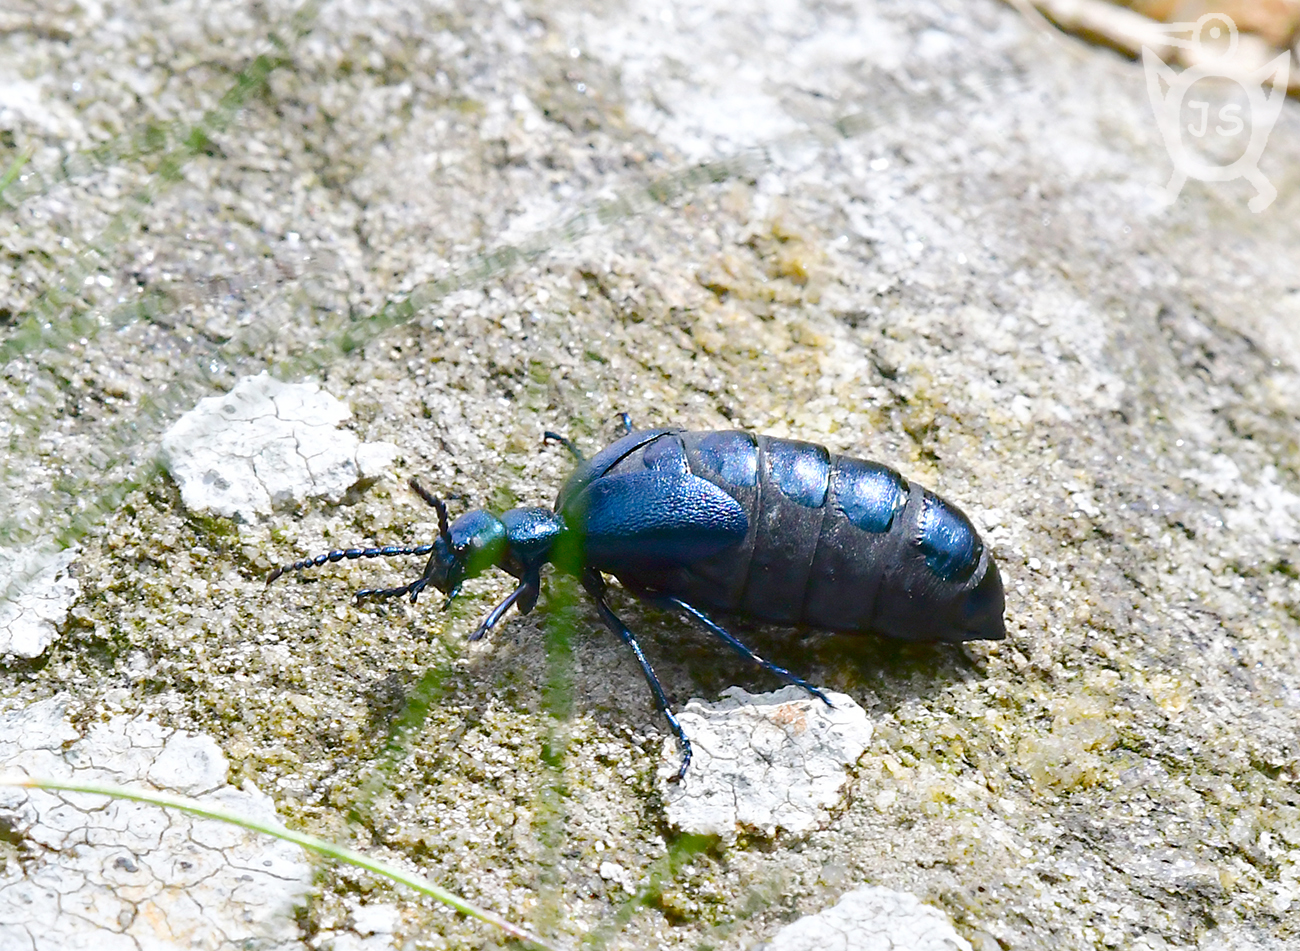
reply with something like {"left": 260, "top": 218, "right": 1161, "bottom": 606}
{"left": 267, "top": 426, "right": 1005, "bottom": 780}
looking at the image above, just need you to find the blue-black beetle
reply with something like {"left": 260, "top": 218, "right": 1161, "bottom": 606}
{"left": 267, "top": 427, "right": 1005, "bottom": 779}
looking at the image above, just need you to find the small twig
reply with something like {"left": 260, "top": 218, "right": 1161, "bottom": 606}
{"left": 1011, "top": 0, "right": 1300, "bottom": 92}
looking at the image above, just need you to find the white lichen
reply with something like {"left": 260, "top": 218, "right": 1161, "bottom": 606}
{"left": 0, "top": 547, "right": 80, "bottom": 660}
{"left": 659, "top": 686, "right": 872, "bottom": 841}
{"left": 753, "top": 884, "right": 973, "bottom": 951}
{"left": 0, "top": 697, "right": 313, "bottom": 950}
{"left": 159, "top": 372, "right": 399, "bottom": 523}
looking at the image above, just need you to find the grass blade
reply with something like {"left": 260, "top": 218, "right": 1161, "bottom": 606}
{"left": 0, "top": 774, "right": 564, "bottom": 951}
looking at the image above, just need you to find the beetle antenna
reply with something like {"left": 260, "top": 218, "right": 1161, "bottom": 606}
{"left": 409, "top": 477, "right": 453, "bottom": 547}
{"left": 265, "top": 542, "right": 437, "bottom": 585}
{"left": 543, "top": 431, "right": 585, "bottom": 462}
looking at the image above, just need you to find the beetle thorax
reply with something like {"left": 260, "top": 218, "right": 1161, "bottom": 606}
{"left": 499, "top": 507, "right": 567, "bottom": 576}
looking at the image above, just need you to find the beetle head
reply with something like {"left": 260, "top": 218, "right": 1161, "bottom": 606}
{"left": 416, "top": 489, "right": 508, "bottom": 607}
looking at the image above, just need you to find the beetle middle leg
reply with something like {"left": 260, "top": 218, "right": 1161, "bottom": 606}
{"left": 543, "top": 431, "right": 585, "bottom": 461}
{"left": 639, "top": 593, "right": 832, "bottom": 707}
{"left": 581, "top": 571, "right": 694, "bottom": 782}
{"left": 543, "top": 414, "right": 633, "bottom": 462}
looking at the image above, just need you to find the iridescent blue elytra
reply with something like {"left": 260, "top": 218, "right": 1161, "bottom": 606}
{"left": 267, "top": 427, "right": 1006, "bottom": 781}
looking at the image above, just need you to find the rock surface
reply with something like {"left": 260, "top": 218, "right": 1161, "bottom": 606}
{"left": 1, "top": 0, "right": 1298, "bottom": 949}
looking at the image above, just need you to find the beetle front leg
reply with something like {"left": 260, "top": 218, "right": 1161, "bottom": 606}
{"left": 469, "top": 572, "right": 540, "bottom": 642}
{"left": 581, "top": 571, "right": 693, "bottom": 782}
{"left": 640, "top": 593, "right": 832, "bottom": 707}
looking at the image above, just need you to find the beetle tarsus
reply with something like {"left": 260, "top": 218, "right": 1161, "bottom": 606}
{"left": 670, "top": 735, "right": 692, "bottom": 783}
{"left": 437, "top": 582, "right": 460, "bottom": 610}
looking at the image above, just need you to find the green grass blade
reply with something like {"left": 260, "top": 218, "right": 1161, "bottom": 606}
{"left": 0, "top": 774, "right": 565, "bottom": 951}
{"left": 0, "top": 146, "right": 34, "bottom": 202}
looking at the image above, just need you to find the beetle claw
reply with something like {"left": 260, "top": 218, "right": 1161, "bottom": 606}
{"left": 669, "top": 740, "right": 692, "bottom": 784}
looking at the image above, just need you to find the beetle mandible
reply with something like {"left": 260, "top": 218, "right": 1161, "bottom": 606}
{"left": 267, "top": 426, "right": 1006, "bottom": 780}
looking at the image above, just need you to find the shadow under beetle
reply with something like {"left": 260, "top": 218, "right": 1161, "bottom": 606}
{"left": 267, "top": 427, "right": 1006, "bottom": 780}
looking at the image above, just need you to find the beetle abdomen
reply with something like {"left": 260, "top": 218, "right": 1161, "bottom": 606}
{"left": 578, "top": 429, "right": 1004, "bottom": 643}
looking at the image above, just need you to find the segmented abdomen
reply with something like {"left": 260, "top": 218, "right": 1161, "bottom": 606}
{"left": 602, "top": 430, "right": 989, "bottom": 639}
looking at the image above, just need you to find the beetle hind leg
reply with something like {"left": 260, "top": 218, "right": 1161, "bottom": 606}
{"left": 649, "top": 594, "right": 832, "bottom": 707}
{"left": 581, "top": 572, "right": 693, "bottom": 782}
